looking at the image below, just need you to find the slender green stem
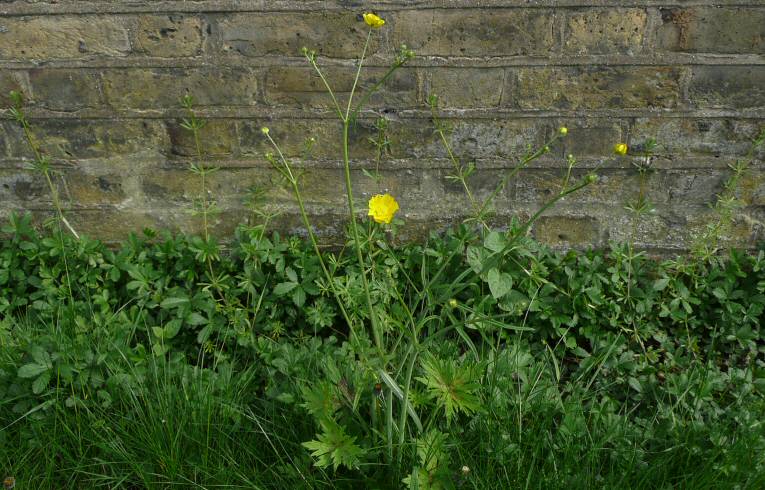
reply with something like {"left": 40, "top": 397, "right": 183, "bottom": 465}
{"left": 350, "top": 63, "right": 403, "bottom": 124}
{"left": 306, "top": 56, "right": 344, "bottom": 120}
{"left": 510, "top": 178, "right": 593, "bottom": 244}
{"left": 385, "top": 386, "right": 394, "bottom": 463}
{"left": 346, "top": 29, "right": 372, "bottom": 119}
{"left": 191, "top": 127, "right": 210, "bottom": 242}
{"left": 264, "top": 133, "right": 356, "bottom": 338}
{"left": 477, "top": 137, "right": 560, "bottom": 221}
{"left": 396, "top": 348, "right": 418, "bottom": 465}
{"left": 342, "top": 121, "right": 384, "bottom": 355}
{"left": 434, "top": 119, "right": 479, "bottom": 214}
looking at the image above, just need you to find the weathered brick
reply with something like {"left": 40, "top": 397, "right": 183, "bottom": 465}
{"left": 134, "top": 15, "right": 204, "bottom": 57}
{"left": 0, "top": 72, "right": 26, "bottom": 107}
{"left": 558, "top": 121, "right": 624, "bottom": 157}
{"left": 211, "top": 12, "right": 379, "bottom": 58}
{"left": 66, "top": 169, "right": 127, "bottom": 206}
{"left": 391, "top": 9, "right": 554, "bottom": 57}
{"left": 0, "top": 171, "right": 47, "bottom": 204}
{"left": 0, "top": 16, "right": 130, "bottom": 60}
{"left": 516, "top": 66, "right": 683, "bottom": 110}
{"left": 519, "top": 168, "right": 730, "bottom": 210}
{"left": 564, "top": 9, "right": 648, "bottom": 55}
{"left": 656, "top": 7, "right": 765, "bottom": 54}
{"left": 65, "top": 208, "right": 167, "bottom": 242}
{"left": 688, "top": 66, "right": 765, "bottom": 109}
{"left": 426, "top": 68, "right": 506, "bottom": 108}
{"left": 4, "top": 119, "right": 170, "bottom": 159}
{"left": 241, "top": 119, "right": 338, "bottom": 159}
{"left": 739, "top": 170, "right": 765, "bottom": 206}
{"left": 661, "top": 170, "right": 726, "bottom": 206}
{"left": 141, "top": 167, "right": 273, "bottom": 206}
{"left": 515, "top": 169, "right": 614, "bottom": 206}
{"left": 533, "top": 215, "right": 602, "bottom": 247}
{"left": 239, "top": 119, "right": 379, "bottom": 160}
{"left": 166, "top": 119, "right": 239, "bottom": 157}
{"left": 387, "top": 118, "right": 549, "bottom": 160}
{"left": 264, "top": 66, "right": 416, "bottom": 109}
{"left": 630, "top": 118, "right": 765, "bottom": 158}
{"left": 103, "top": 68, "right": 258, "bottom": 109}
{"left": 297, "top": 168, "right": 424, "bottom": 206}
{"left": 439, "top": 168, "right": 511, "bottom": 203}
{"left": 28, "top": 69, "right": 105, "bottom": 110}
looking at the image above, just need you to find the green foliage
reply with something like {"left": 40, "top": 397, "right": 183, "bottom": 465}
{"left": 302, "top": 419, "right": 366, "bottom": 471}
{"left": 1, "top": 214, "right": 764, "bottom": 487}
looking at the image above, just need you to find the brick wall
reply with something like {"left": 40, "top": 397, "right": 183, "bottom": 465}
{"left": 1, "top": 1, "right": 763, "bottom": 251}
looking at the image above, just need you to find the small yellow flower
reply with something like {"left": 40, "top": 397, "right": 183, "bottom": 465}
{"left": 614, "top": 143, "right": 628, "bottom": 155}
{"left": 368, "top": 193, "right": 399, "bottom": 224}
{"left": 363, "top": 12, "right": 385, "bottom": 28}
{"left": 448, "top": 298, "right": 458, "bottom": 309}
{"left": 559, "top": 127, "right": 568, "bottom": 136}
{"left": 261, "top": 127, "right": 269, "bottom": 135}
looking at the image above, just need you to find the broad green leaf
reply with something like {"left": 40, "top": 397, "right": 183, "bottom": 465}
{"left": 273, "top": 282, "right": 298, "bottom": 295}
{"left": 484, "top": 231, "right": 506, "bottom": 253}
{"left": 160, "top": 296, "right": 190, "bottom": 309}
{"left": 186, "top": 312, "right": 208, "bottom": 326}
{"left": 292, "top": 287, "right": 306, "bottom": 307}
{"left": 32, "top": 371, "right": 51, "bottom": 394}
{"left": 487, "top": 268, "right": 513, "bottom": 299}
{"left": 18, "top": 363, "right": 48, "bottom": 378}
{"left": 652, "top": 278, "right": 670, "bottom": 291}
{"left": 164, "top": 319, "right": 182, "bottom": 339}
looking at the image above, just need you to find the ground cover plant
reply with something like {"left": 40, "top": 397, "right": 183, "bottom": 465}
{"left": 2, "top": 11, "right": 765, "bottom": 490}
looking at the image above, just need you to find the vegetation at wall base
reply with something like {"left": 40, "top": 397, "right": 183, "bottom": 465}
{"left": 1, "top": 216, "right": 764, "bottom": 489}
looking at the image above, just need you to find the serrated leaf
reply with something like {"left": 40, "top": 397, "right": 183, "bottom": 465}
{"left": 292, "top": 287, "right": 306, "bottom": 307}
{"left": 186, "top": 312, "right": 208, "bottom": 326}
{"left": 30, "top": 347, "right": 51, "bottom": 367}
{"left": 652, "top": 278, "right": 670, "bottom": 291}
{"left": 18, "top": 363, "right": 48, "bottom": 378}
{"left": 286, "top": 267, "right": 298, "bottom": 283}
{"left": 160, "top": 296, "right": 189, "bottom": 309}
{"left": 32, "top": 371, "right": 51, "bottom": 394}
{"left": 273, "top": 282, "right": 298, "bottom": 295}
{"left": 164, "top": 319, "right": 182, "bottom": 339}
{"left": 197, "top": 325, "right": 213, "bottom": 344}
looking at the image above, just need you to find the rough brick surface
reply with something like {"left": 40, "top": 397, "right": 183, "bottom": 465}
{"left": 0, "top": 1, "right": 764, "bottom": 252}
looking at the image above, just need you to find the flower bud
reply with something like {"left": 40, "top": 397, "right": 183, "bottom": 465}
{"left": 448, "top": 298, "right": 458, "bottom": 308}
{"left": 559, "top": 127, "right": 568, "bottom": 136}
{"left": 261, "top": 127, "right": 270, "bottom": 135}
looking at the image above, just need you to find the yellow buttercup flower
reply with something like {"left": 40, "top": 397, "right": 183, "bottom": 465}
{"left": 363, "top": 12, "right": 385, "bottom": 28}
{"left": 614, "top": 143, "right": 628, "bottom": 155}
{"left": 368, "top": 193, "right": 399, "bottom": 224}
